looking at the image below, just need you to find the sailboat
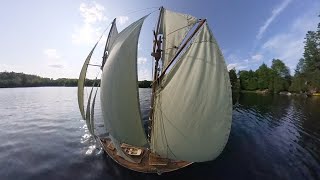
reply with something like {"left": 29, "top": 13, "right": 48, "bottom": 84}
{"left": 77, "top": 7, "right": 232, "bottom": 174}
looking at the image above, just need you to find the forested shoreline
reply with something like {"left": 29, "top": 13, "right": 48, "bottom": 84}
{"left": 0, "top": 72, "right": 152, "bottom": 88}
{"left": 229, "top": 16, "right": 320, "bottom": 95}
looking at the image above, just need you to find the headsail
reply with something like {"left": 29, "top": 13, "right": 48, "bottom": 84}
{"left": 90, "top": 87, "right": 99, "bottom": 135}
{"left": 102, "top": 18, "right": 118, "bottom": 69}
{"left": 85, "top": 86, "right": 95, "bottom": 134}
{"left": 78, "top": 20, "right": 113, "bottom": 126}
{"left": 77, "top": 43, "right": 99, "bottom": 120}
{"left": 100, "top": 16, "right": 149, "bottom": 147}
{"left": 151, "top": 22, "right": 232, "bottom": 162}
{"left": 160, "top": 9, "right": 197, "bottom": 69}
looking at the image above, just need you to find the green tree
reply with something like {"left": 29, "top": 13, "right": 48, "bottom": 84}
{"left": 290, "top": 15, "right": 320, "bottom": 93}
{"left": 239, "top": 70, "right": 258, "bottom": 90}
{"left": 270, "top": 59, "right": 291, "bottom": 93}
{"left": 228, "top": 68, "right": 238, "bottom": 90}
{"left": 295, "top": 58, "right": 305, "bottom": 75}
{"left": 256, "top": 63, "right": 271, "bottom": 90}
{"left": 303, "top": 31, "right": 320, "bottom": 72}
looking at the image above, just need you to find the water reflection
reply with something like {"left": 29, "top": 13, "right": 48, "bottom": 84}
{"left": 232, "top": 93, "right": 320, "bottom": 179}
{"left": 0, "top": 88, "right": 319, "bottom": 180}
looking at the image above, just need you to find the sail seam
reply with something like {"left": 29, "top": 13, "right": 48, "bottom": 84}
{"left": 157, "top": 101, "right": 192, "bottom": 143}
{"left": 155, "top": 93, "right": 179, "bottom": 159}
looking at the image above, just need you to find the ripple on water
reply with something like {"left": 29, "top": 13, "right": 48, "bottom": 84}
{"left": 0, "top": 88, "right": 319, "bottom": 180}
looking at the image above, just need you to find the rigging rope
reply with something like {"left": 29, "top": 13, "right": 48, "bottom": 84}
{"left": 119, "top": 7, "right": 159, "bottom": 17}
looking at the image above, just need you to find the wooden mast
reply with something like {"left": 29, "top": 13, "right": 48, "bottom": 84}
{"left": 148, "top": 6, "right": 163, "bottom": 141}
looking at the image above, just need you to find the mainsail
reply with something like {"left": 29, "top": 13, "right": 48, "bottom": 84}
{"left": 100, "top": 16, "right": 149, "bottom": 147}
{"left": 160, "top": 9, "right": 197, "bottom": 69}
{"left": 151, "top": 22, "right": 232, "bottom": 162}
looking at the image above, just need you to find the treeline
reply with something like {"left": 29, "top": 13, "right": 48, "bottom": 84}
{"left": 0, "top": 71, "right": 152, "bottom": 88}
{"left": 229, "top": 16, "right": 320, "bottom": 94}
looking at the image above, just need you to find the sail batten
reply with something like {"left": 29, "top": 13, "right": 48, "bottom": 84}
{"left": 100, "top": 16, "right": 149, "bottom": 147}
{"left": 151, "top": 22, "right": 232, "bottom": 162}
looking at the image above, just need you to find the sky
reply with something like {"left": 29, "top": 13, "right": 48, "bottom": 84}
{"left": 0, "top": 0, "right": 319, "bottom": 80}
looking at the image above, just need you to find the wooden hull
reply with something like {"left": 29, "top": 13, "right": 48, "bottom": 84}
{"left": 98, "top": 137, "right": 192, "bottom": 174}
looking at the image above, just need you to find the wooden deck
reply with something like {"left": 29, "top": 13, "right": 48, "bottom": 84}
{"left": 98, "top": 137, "right": 192, "bottom": 174}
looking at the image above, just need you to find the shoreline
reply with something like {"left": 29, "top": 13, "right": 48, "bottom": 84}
{"left": 238, "top": 90, "right": 320, "bottom": 96}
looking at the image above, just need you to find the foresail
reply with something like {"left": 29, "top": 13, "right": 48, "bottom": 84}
{"left": 85, "top": 86, "right": 94, "bottom": 134}
{"left": 90, "top": 87, "right": 99, "bottom": 135}
{"left": 151, "top": 23, "right": 232, "bottom": 162}
{"left": 102, "top": 18, "right": 118, "bottom": 69}
{"left": 160, "top": 9, "right": 197, "bottom": 69}
{"left": 100, "top": 16, "right": 149, "bottom": 147}
{"left": 77, "top": 43, "right": 99, "bottom": 120}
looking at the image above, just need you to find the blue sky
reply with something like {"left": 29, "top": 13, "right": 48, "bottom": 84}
{"left": 0, "top": 0, "right": 319, "bottom": 80}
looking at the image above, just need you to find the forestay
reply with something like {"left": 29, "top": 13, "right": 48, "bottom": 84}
{"left": 100, "top": 16, "right": 148, "bottom": 147}
{"left": 151, "top": 23, "right": 232, "bottom": 162}
{"left": 160, "top": 9, "right": 197, "bottom": 69}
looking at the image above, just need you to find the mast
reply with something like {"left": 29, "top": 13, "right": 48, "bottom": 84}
{"left": 148, "top": 6, "right": 163, "bottom": 140}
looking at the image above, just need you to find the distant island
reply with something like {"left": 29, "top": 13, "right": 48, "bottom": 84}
{"left": 0, "top": 71, "right": 152, "bottom": 88}
{"left": 229, "top": 16, "right": 320, "bottom": 96}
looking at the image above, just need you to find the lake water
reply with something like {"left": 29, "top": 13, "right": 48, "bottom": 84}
{"left": 0, "top": 87, "right": 319, "bottom": 180}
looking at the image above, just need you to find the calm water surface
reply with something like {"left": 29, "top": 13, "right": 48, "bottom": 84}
{"left": 0, "top": 87, "right": 319, "bottom": 180}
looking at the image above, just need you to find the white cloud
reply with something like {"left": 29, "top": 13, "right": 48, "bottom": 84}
{"left": 72, "top": 2, "right": 107, "bottom": 45}
{"left": 261, "top": 11, "right": 318, "bottom": 72}
{"left": 48, "top": 64, "right": 64, "bottom": 69}
{"left": 138, "top": 68, "right": 152, "bottom": 80}
{"left": 251, "top": 54, "right": 263, "bottom": 62}
{"left": 138, "top": 57, "right": 147, "bottom": 64}
{"left": 227, "top": 63, "right": 238, "bottom": 70}
{"left": 43, "top": 49, "right": 66, "bottom": 68}
{"left": 225, "top": 53, "right": 238, "bottom": 63}
{"left": 79, "top": 2, "right": 107, "bottom": 24}
{"left": 118, "top": 16, "right": 129, "bottom": 25}
{"left": 256, "top": 0, "right": 292, "bottom": 39}
{"left": 227, "top": 63, "right": 248, "bottom": 71}
{"left": 44, "top": 49, "right": 60, "bottom": 59}
{"left": 225, "top": 53, "right": 249, "bottom": 71}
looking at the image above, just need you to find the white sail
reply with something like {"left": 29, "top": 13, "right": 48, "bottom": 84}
{"left": 100, "top": 16, "right": 148, "bottom": 147}
{"left": 85, "top": 86, "right": 94, "bottom": 135}
{"left": 90, "top": 87, "right": 99, "bottom": 135}
{"left": 77, "top": 43, "right": 99, "bottom": 120}
{"left": 160, "top": 9, "right": 197, "bottom": 69}
{"left": 151, "top": 22, "right": 232, "bottom": 162}
{"left": 106, "top": 19, "right": 118, "bottom": 52}
{"left": 102, "top": 18, "right": 118, "bottom": 68}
